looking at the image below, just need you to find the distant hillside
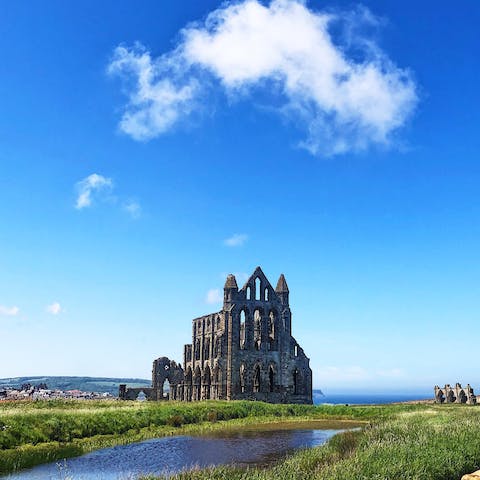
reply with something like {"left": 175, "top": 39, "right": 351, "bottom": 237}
{"left": 0, "top": 376, "right": 150, "bottom": 396}
{"left": 1, "top": 377, "right": 324, "bottom": 399}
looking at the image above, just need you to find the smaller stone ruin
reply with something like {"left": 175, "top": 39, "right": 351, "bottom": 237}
{"left": 119, "top": 357, "right": 184, "bottom": 401}
{"left": 434, "top": 383, "right": 477, "bottom": 405}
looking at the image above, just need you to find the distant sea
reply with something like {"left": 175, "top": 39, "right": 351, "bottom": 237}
{"left": 313, "top": 390, "right": 431, "bottom": 405}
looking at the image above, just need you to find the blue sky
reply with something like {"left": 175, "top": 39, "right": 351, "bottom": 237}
{"left": 0, "top": 0, "right": 479, "bottom": 393}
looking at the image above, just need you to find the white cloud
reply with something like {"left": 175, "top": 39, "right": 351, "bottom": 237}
{"left": 107, "top": 44, "right": 200, "bottom": 141}
{"left": 224, "top": 233, "right": 248, "bottom": 247}
{"left": 108, "top": 0, "right": 417, "bottom": 156}
{"left": 0, "top": 305, "right": 19, "bottom": 316}
{"left": 206, "top": 288, "right": 223, "bottom": 304}
{"left": 123, "top": 200, "right": 142, "bottom": 219}
{"left": 75, "top": 173, "right": 113, "bottom": 209}
{"left": 46, "top": 302, "right": 63, "bottom": 315}
{"left": 74, "top": 175, "right": 142, "bottom": 218}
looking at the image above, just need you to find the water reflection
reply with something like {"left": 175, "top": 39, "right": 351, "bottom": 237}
{"left": 5, "top": 427, "right": 342, "bottom": 480}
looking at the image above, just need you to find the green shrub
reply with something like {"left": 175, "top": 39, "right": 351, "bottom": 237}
{"left": 166, "top": 415, "right": 185, "bottom": 427}
{"left": 206, "top": 411, "right": 218, "bottom": 422}
{"left": 328, "top": 429, "right": 360, "bottom": 457}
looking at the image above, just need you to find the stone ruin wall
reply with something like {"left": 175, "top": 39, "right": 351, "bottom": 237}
{"left": 434, "top": 383, "right": 477, "bottom": 405}
{"left": 120, "top": 267, "right": 313, "bottom": 404}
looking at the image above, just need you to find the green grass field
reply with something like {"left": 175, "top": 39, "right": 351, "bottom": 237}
{"left": 146, "top": 404, "right": 480, "bottom": 480}
{"left": 1, "top": 400, "right": 479, "bottom": 479}
{"left": 0, "top": 399, "right": 367, "bottom": 474}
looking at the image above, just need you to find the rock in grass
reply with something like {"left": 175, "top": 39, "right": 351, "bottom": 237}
{"left": 462, "top": 470, "right": 480, "bottom": 479}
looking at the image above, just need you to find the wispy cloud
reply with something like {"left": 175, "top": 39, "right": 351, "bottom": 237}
{"left": 123, "top": 200, "right": 142, "bottom": 219}
{"left": 75, "top": 173, "right": 113, "bottom": 209}
{"left": 108, "top": 0, "right": 417, "bottom": 156}
{"left": 224, "top": 233, "right": 248, "bottom": 247}
{"left": 46, "top": 302, "right": 63, "bottom": 315}
{"left": 0, "top": 305, "right": 19, "bottom": 316}
{"left": 107, "top": 44, "right": 199, "bottom": 141}
{"left": 206, "top": 289, "right": 223, "bottom": 304}
{"left": 74, "top": 174, "right": 141, "bottom": 219}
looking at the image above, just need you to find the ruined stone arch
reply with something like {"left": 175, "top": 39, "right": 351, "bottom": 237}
{"left": 240, "top": 363, "right": 246, "bottom": 393}
{"left": 193, "top": 365, "right": 201, "bottom": 401}
{"left": 293, "top": 367, "right": 302, "bottom": 395}
{"left": 203, "top": 364, "right": 212, "bottom": 400}
{"left": 253, "top": 308, "right": 264, "bottom": 351}
{"left": 212, "top": 364, "right": 222, "bottom": 399}
{"left": 282, "top": 308, "right": 290, "bottom": 332}
{"left": 136, "top": 390, "right": 147, "bottom": 401}
{"left": 447, "top": 390, "right": 456, "bottom": 403}
{"left": 214, "top": 335, "right": 222, "bottom": 357}
{"left": 268, "top": 363, "right": 277, "bottom": 393}
{"left": 152, "top": 357, "right": 184, "bottom": 401}
{"left": 435, "top": 384, "right": 477, "bottom": 405}
{"left": 268, "top": 309, "right": 278, "bottom": 351}
{"left": 253, "top": 363, "right": 262, "bottom": 393}
{"left": 204, "top": 337, "right": 211, "bottom": 359}
{"left": 436, "top": 389, "right": 445, "bottom": 403}
{"left": 195, "top": 338, "right": 201, "bottom": 360}
{"left": 184, "top": 366, "right": 193, "bottom": 402}
{"left": 239, "top": 309, "right": 247, "bottom": 350}
{"left": 255, "top": 277, "right": 261, "bottom": 300}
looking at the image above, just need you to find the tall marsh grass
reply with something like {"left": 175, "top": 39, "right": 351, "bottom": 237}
{"left": 0, "top": 399, "right": 383, "bottom": 474}
{"left": 149, "top": 405, "right": 480, "bottom": 480}
{"left": 3, "top": 399, "right": 454, "bottom": 477}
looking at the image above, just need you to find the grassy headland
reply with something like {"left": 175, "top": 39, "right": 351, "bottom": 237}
{"left": 2, "top": 400, "right": 479, "bottom": 479}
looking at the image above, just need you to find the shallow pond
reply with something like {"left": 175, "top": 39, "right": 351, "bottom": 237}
{"left": 6, "top": 421, "right": 359, "bottom": 480}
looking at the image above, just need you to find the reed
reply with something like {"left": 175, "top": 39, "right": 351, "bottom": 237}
{"left": 0, "top": 399, "right": 384, "bottom": 475}
{"left": 147, "top": 405, "right": 480, "bottom": 480}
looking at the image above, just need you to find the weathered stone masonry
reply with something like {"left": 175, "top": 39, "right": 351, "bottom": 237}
{"left": 120, "top": 267, "right": 313, "bottom": 404}
{"left": 434, "top": 383, "right": 477, "bottom": 404}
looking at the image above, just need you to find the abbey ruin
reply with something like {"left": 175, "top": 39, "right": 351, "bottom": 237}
{"left": 434, "top": 383, "right": 477, "bottom": 404}
{"left": 120, "top": 267, "right": 313, "bottom": 404}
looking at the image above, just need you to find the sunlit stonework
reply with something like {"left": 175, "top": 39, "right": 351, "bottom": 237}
{"left": 120, "top": 267, "right": 312, "bottom": 404}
